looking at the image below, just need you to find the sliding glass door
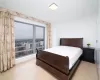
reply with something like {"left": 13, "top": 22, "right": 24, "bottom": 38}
{"left": 35, "top": 26, "right": 45, "bottom": 51}
{"left": 14, "top": 21, "right": 45, "bottom": 58}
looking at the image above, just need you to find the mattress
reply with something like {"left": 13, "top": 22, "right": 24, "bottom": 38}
{"left": 44, "top": 46, "right": 82, "bottom": 70}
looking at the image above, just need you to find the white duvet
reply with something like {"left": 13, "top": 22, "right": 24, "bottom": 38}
{"left": 44, "top": 46, "right": 82, "bottom": 70}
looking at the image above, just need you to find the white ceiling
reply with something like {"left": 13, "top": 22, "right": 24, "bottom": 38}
{"left": 0, "top": 0, "right": 98, "bottom": 23}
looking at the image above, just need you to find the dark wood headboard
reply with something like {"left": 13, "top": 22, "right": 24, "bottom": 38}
{"left": 60, "top": 38, "right": 83, "bottom": 48}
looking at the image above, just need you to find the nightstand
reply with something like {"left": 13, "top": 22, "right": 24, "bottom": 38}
{"left": 82, "top": 47, "right": 95, "bottom": 63}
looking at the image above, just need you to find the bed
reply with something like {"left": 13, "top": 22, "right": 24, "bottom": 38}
{"left": 36, "top": 38, "right": 83, "bottom": 80}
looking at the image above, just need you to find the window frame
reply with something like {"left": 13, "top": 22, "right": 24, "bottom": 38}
{"left": 14, "top": 20, "right": 45, "bottom": 58}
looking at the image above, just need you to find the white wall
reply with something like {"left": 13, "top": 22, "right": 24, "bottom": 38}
{"left": 97, "top": 2, "right": 100, "bottom": 48}
{"left": 52, "top": 16, "right": 97, "bottom": 47}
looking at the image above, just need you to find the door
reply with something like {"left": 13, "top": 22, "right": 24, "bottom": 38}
{"left": 35, "top": 26, "right": 45, "bottom": 51}
{"left": 14, "top": 21, "right": 34, "bottom": 58}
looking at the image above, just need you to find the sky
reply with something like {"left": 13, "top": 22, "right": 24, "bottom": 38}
{"left": 14, "top": 22, "right": 44, "bottom": 39}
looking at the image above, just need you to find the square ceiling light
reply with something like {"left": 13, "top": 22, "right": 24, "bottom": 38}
{"left": 49, "top": 3, "right": 58, "bottom": 10}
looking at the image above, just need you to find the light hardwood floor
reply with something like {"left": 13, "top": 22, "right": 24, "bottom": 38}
{"left": 0, "top": 59, "right": 98, "bottom": 80}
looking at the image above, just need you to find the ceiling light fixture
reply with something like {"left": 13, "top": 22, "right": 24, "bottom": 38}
{"left": 49, "top": 3, "right": 58, "bottom": 10}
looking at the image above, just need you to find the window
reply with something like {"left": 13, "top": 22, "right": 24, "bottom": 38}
{"left": 35, "top": 26, "right": 45, "bottom": 51}
{"left": 14, "top": 21, "right": 45, "bottom": 58}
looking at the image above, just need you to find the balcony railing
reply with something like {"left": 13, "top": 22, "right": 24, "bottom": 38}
{"left": 15, "top": 39, "right": 45, "bottom": 58}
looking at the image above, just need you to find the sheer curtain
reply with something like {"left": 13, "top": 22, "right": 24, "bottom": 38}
{"left": 0, "top": 11, "right": 15, "bottom": 72}
{"left": 46, "top": 23, "right": 52, "bottom": 48}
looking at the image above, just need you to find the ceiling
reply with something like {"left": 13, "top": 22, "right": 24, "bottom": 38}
{"left": 0, "top": 0, "right": 98, "bottom": 23}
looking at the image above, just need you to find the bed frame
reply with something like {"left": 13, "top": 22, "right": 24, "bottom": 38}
{"left": 36, "top": 38, "right": 83, "bottom": 80}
